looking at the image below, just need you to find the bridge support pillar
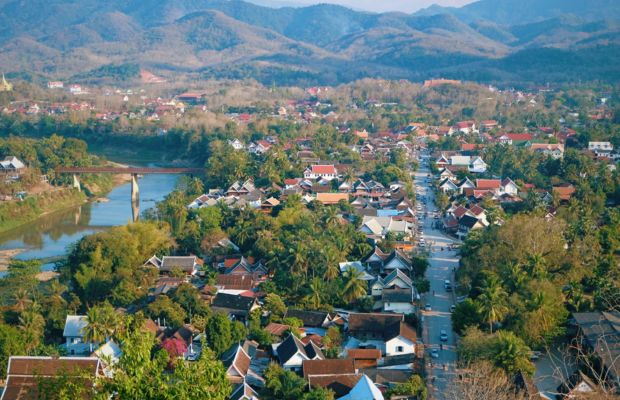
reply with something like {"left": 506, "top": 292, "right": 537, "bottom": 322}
{"left": 131, "top": 174, "right": 139, "bottom": 222}
{"left": 72, "top": 174, "right": 81, "bottom": 191}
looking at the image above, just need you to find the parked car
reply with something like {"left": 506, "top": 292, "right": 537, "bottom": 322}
{"left": 450, "top": 304, "right": 456, "bottom": 312}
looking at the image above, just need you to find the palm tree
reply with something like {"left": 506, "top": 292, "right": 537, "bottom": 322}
{"left": 476, "top": 282, "right": 508, "bottom": 333}
{"left": 306, "top": 277, "right": 324, "bottom": 309}
{"left": 12, "top": 289, "right": 32, "bottom": 312}
{"left": 342, "top": 267, "right": 368, "bottom": 304}
{"left": 18, "top": 311, "right": 45, "bottom": 353}
{"left": 83, "top": 304, "right": 117, "bottom": 352}
{"left": 323, "top": 206, "right": 340, "bottom": 227}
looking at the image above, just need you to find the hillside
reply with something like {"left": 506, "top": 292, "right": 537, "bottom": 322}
{"left": 416, "top": 0, "right": 620, "bottom": 25}
{"left": 0, "top": 0, "right": 618, "bottom": 85}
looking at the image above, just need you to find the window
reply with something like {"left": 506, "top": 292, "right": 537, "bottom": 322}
{"left": 396, "top": 346, "right": 403, "bottom": 352}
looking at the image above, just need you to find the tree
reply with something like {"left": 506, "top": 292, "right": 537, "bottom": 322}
{"left": 83, "top": 302, "right": 117, "bottom": 352}
{"left": 493, "top": 331, "right": 534, "bottom": 375}
{"left": 452, "top": 298, "right": 482, "bottom": 335}
{"left": 102, "top": 316, "right": 231, "bottom": 399}
{"left": 263, "top": 363, "right": 306, "bottom": 400}
{"left": 305, "top": 277, "right": 325, "bottom": 310}
{"left": 205, "top": 313, "right": 246, "bottom": 356}
{"left": 446, "top": 361, "right": 525, "bottom": 400}
{"left": 341, "top": 267, "right": 368, "bottom": 304}
{"left": 476, "top": 278, "right": 509, "bottom": 333}
{"left": 386, "top": 374, "right": 427, "bottom": 400}
{"left": 264, "top": 293, "right": 287, "bottom": 321}
{"left": 147, "top": 296, "right": 187, "bottom": 329}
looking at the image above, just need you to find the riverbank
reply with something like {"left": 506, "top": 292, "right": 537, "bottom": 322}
{"left": 0, "top": 248, "right": 24, "bottom": 270}
{"left": 0, "top": 189, "right": 87, "bottom": 234}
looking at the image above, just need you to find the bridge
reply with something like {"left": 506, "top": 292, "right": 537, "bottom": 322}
{"left": 56, "top": 167, "right": 203, "bottom": 221}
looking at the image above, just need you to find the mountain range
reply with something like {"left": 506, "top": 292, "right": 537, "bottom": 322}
{"left": 0, "top": 0, "right": 619, "bottom": 86}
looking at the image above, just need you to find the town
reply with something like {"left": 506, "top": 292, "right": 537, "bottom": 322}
{"left": 0, "top": 65, "right": 618, "bottom": 400}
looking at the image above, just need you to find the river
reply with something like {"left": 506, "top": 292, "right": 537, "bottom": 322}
{"left": 0, "top": 173, "right": 179, "bottom": 270}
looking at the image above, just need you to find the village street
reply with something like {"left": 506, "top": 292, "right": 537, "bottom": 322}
{"left": 413, "top": 152, "right": 461, "bottom": 399}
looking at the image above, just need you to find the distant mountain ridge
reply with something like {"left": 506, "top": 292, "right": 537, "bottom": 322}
{"left": 0, "top": 0, "right": 618, "bottom": 85}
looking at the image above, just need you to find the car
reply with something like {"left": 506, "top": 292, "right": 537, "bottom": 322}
{"left": 450, "top": 304, "right": 456, "bottom": 312}
{"left": 444, "top": 279, "right": 451, "bottom": 288}
{"left": 440, "top": 330, "right": 448, "bottom": 342}
{"left": 424, "top": 304, "right": 432, "bottom": 311}
{"left": 431, "top": 348, "right": 440, "bottom": 358}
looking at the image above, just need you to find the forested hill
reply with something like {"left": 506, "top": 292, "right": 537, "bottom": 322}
{"left": 0, "top": 0, "right": 619, "bottom": 85}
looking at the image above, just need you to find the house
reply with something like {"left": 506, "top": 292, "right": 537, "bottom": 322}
{"left": 468, "top": 156, "right": 487, "bottom": 173}
{"left": 303, "top": 359, "right": 355, "bottom": 379}
{"left": 230, "top": 382, "right": 260, "bottom": 400}
{"left": 221, "top": 340, "right": 258, "bottom": 384}
{"left": 177, "top": 92, "right": 205, "bottom": 104}
{"left": 248, "top": 141, "right": 272, "bottom": 155}
{"left": 476, "top": 179, "right": 502, "bottom": 192}
{"left": 228, "top": 139, "right": 245, "bottom": 150}
{"left": 438, "top": 168, "right": 456, "bottom": 182}
{"left": 338, "top": 374, "right": 385, "bottom": 400}
{"left": 285, "top": 309, "right": 331, "bottom": 335}
{"left": 588, "top": 141, "right": 614, "bottom": 158}
{"left": 455, "top": 120, "right": 477, "bottom": 134}
{"left": 315, "top": 193, "right": 349, "bottom": 205}
{"left": 1, "top": 356, "right": 104, "bottom": 400}
{"left": 347, "top": 313, "right": 416, "bottom": 356}
{"left": 275, "top": 334, "right": 324, "bottom": 372}
{"left": 501, "top": 178, "right": 519, "bottom": 196}
{"left": 261, "top": 197, "right": 280, "bottom": 212}
{"left": 553, "top": 185, "right": 576, "bottom": 202}
{"left": 480, "top": 120, "right": 499, "bottom": 131}
{"left": 528, "top": 143, "right": 565, "bottom": 159}
{"left": 556, "top": 371, "right": 601, "bottom": 399}
{"left": 449, "top": 155, "right": 471, "bottom": 168}
{"left": 361, "top": 247, "right": 389, "bottom": 270}
{"left": 346, "top": 349, "right": 382, "bottom": 368}
{"left": 435, "top": 154, "right": 450, "bottom": 167}
{"left": 304, "top": 165, "right": 338, "bottom": 180}
{"left": 210, "top": 293, "right": 260, "bottom": 324}
{"left": 0, "top": 156, "right": 26, "bottom": 173}
{"left": 47, "top": 81, "right": 64, "bottom": 89}
{"left": 63, "top": 315, "right": 91, "bottom": 355}
{"left": 382, "top": 288, "right": 415, "bottom": 314}
{"left": 572, "top": 311, "right": 620, "bottom": 393}
{"left": 457, "top": 177, "right": 476, "bottom": 194}
{"left": 371, "top": 269, "right": 414, "bottom": 297}
{"left": 144, "top": 255, "right": 200, "bottom": 275}
{"left": 498, "top": 133, "right": 532, "bottom": 145}
{"left": 438, "top": 178, "right": 458, "bottom": 193}
{"left": 360, "top": 217, "right": 413, "bottom": 240}
{"left": 457, "top": 215, "right": 488, "bottom": 238}
{"left": 223, "top": 257, "right": 267, "bottom": 279}
{"left": 382, "top": 250, "right": 411, "bottom": 272}
{"left": 93, "top": 340, "right": 122, "bottom": 374}
{"left": 307, "top": 374, "right": 364, "bottom": 398}
{"left": 215, "top": 274, "right": 256, "bottom": 293}
{"left": 69, "top": 84, "right": 82, "bottom": 94}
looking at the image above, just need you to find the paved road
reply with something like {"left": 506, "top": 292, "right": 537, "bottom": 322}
{"left": 413, "top": 153, "right": 461, "bottom": 398}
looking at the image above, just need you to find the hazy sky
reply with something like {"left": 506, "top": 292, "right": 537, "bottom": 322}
{"left": 254, "top": 0, "right": 476, "bottom": 13}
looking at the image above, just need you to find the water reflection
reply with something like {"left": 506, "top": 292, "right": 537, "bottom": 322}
{"left": 0, "top": 173, "right": 178, "bottom": 261}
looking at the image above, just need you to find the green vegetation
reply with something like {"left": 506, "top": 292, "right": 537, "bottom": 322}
{"left": 0, "top": 189, "right": 85, "bottom": 233}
